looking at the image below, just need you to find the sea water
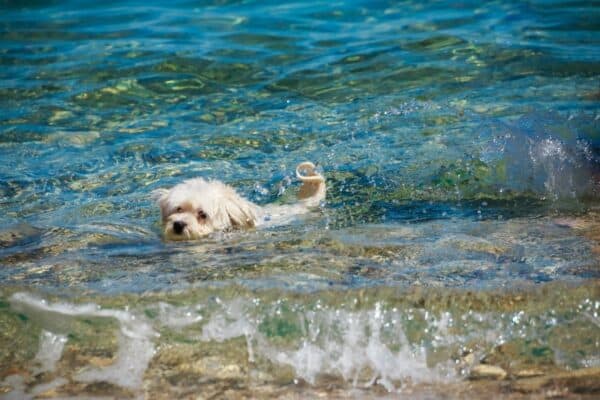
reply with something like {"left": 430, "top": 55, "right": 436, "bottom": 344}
{"left": 0, "top": 0, "right": 598, "bottom": 398}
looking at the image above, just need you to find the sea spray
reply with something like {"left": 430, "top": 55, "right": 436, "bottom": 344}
{"left": 8, "top": 292, "right": 158, "bottom": 390}
{"left": 2, "top": 286, "right": 598, "bottom": 397}
{"left": 199, "top": 297, "right": 455, "bottom": 391}
{"left": 31, "top": 330, "right": 67, "bottom": 375}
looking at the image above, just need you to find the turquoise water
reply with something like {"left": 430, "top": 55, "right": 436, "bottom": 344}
{"left": 0, "top": 1, "right": 599, "bottom": 397}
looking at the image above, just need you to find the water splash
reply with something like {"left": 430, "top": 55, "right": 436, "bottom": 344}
{"left": 31, "top": 330, "right": 67, "bottom": 375}
{"left": 199, "top": 297, "right": 456, "bottom": 391}
{"left": 8, "top": 292, "right": 158, "bottom": 390}
{"left": 479, "top": 113, "right": 599, "bottom": 203}
{"left": 2, "top": 286, "right": 598, "bottom": 397}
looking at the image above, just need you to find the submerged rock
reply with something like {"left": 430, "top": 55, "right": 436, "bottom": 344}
{"left": 514, "top": 368, "right": 545, "bottom": 379}
{"left": 0, "top": 223, "right": 42, "bottom": 248}
{"left": 511, "top": 367, "right": 600, "bottom": 395}
{"left": 556, "top": 211, "right": 600, "bottom": 256}
{"left": 469, "top": 364, "right": 508, "bottom": 380}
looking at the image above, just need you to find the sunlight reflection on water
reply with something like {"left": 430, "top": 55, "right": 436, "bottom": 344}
{"left": 0, "top": 0, "right": 599, "bottom": 397}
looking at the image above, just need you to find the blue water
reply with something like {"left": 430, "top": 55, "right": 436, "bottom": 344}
{"left": 0, "top": 1, "right": 599, "bottom": 397}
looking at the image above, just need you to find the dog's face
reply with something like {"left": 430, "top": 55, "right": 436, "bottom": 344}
{"left": 153, "top": 178, "right": 257, "bottom": 241}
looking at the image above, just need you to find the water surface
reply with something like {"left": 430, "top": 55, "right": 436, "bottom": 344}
{"left": 0, "top": 0, "right": 599, "bottom": 398}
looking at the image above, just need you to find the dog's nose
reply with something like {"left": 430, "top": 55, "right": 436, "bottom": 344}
{"left": 173, "top": 221, "right": 187, "bottom": 234}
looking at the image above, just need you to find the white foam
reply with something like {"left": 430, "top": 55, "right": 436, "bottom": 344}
{"left": 198, "top": 299, "right": 455, "bottom": 391}
{"left": 156, "top": 301, "right": 203, "bottom": 328}
{"left": 201, "top": 298, "right": 255, "bottom": 342}
{"left": 1, "top": 375, "right": 71, "bottom": 400}
{"left": 75, "top": 333, "right": 154, "bottom": 389}
{"left": 9, "top": 292, "right": 156, "bottom": 340}
{"left": 200, "top": 298, "right": 258, "bottom": 363}
{"left": 269, "top": 304, "right": 446, "bottom": 391}
{"left": 8, "top": 292, "right": 158, "bottom": 391}
{"left": 29, "top": 377, "right": 69, "bottom": 398}
{"left": 32, "top": 330, "right": 67, "bottom": 374}
{"left": 276, "top": 341, "right": 325, "bottom": 384}
{"left": 5, "top": 293, "right": 466, "bottom": 395}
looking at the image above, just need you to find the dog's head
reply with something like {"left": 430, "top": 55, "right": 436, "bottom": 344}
{"left": 153, "top": 178, "right": 257, "bottom": 241}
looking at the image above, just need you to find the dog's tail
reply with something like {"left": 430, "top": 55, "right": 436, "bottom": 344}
{"left": 296, "top": 161, "right": 326, "bottom": 207}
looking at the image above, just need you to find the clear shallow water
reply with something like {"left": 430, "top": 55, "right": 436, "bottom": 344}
{"left": 0, "top": 0, "right": 599, "bottom": 397}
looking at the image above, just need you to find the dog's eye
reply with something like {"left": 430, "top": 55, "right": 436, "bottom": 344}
{"left": 197, "top": 210, "right": 207, "bottom": 220}
{"left": 176, "top": 207, "right": 183, "bottom": 213}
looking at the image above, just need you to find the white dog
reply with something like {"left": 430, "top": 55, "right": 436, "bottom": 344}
{"left": 153, "top": 162, "right": 326, "bottom": 241}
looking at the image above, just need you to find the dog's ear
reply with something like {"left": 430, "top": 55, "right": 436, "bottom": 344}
{"left": 214, "top": 193, "right": 257, "bottom": 229}
{"left": 151, "top": 188, "right": 170, "bottom": 220}
{"left": 151, "top": 188, "right": 169, "bottom": 204}
{"left": 226, "top": 197, "right": 257, "bottom": 228}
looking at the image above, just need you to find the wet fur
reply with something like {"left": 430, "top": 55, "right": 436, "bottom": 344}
{"left": 153, "top": 162, "right": 325, "bottom": 241}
